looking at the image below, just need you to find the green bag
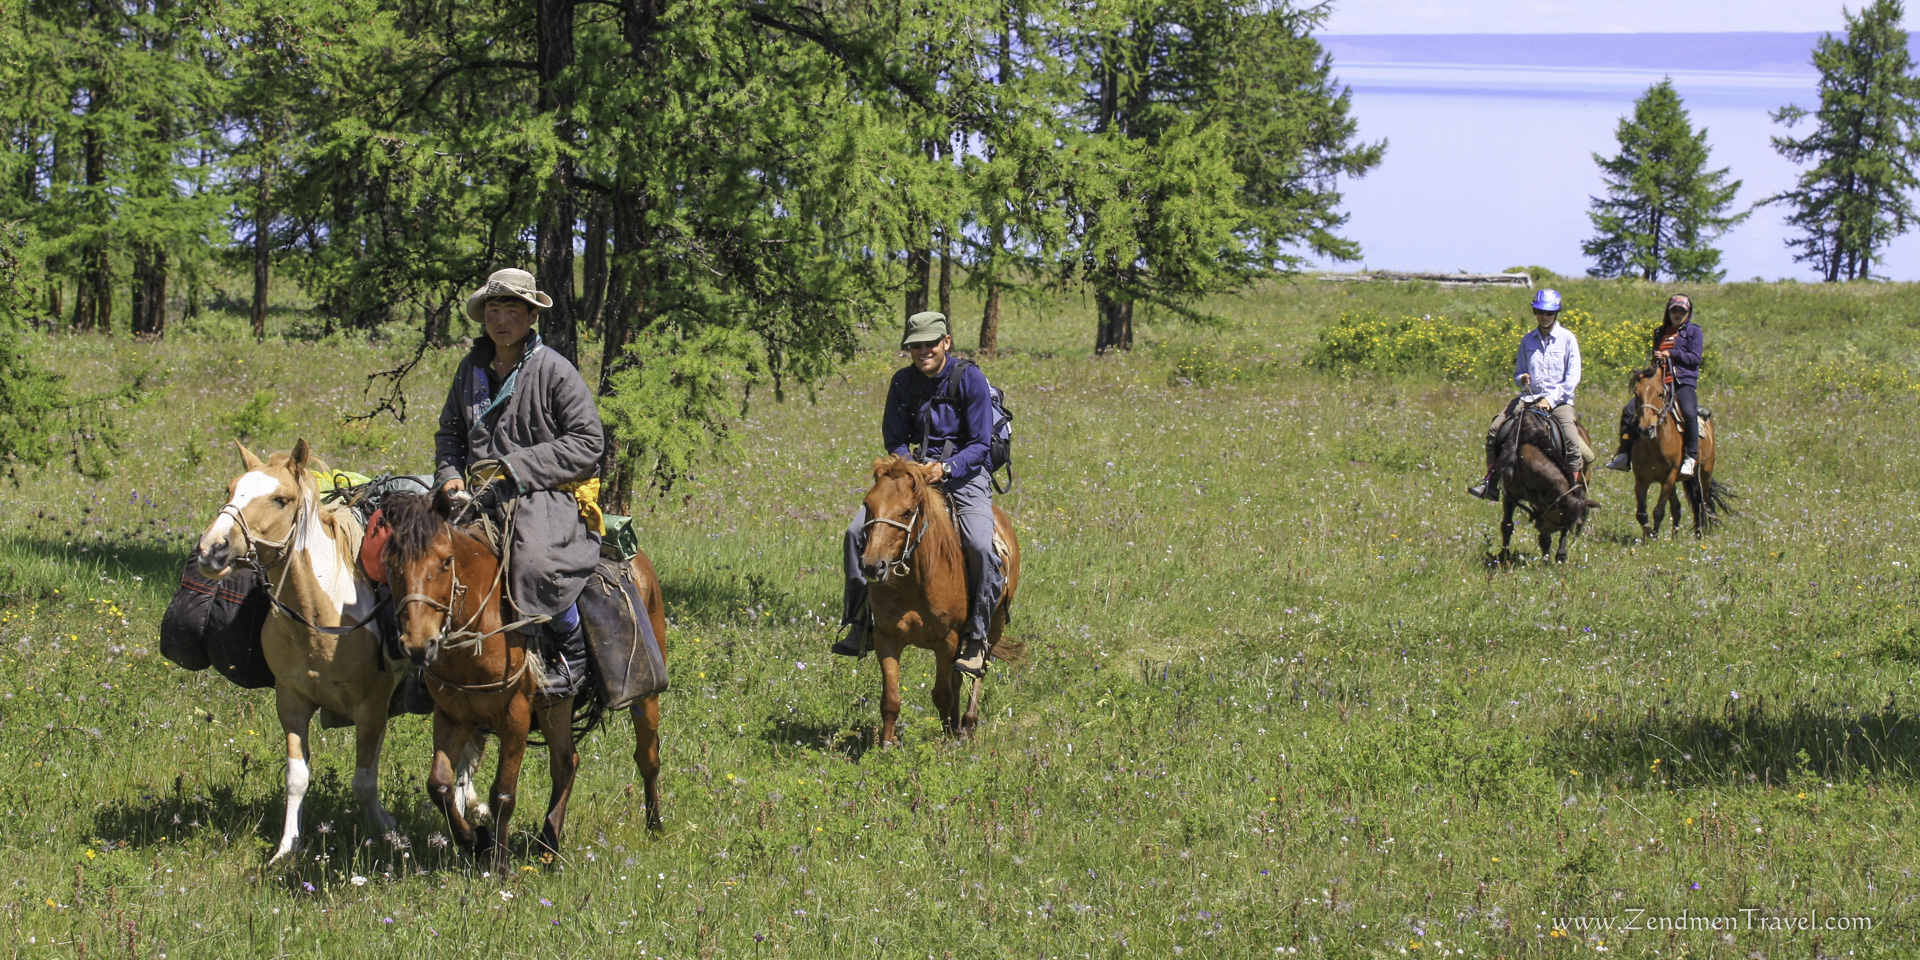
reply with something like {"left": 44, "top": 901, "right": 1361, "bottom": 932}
{"left": 600, "top": 514, "right": 641, "bottom": 562}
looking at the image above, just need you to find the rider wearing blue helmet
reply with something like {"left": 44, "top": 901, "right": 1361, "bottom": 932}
{"left": 1467, "top": 288, "right": 1596, "bottom": 500}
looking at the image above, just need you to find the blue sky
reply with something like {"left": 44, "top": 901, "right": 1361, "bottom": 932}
{"left": 1322, "top": 0, "right": 1864, "bottom": 35}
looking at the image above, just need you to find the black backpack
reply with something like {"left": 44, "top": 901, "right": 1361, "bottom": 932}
{"left": 160, "top": 549, "right": 276, "bottom": 689}
{"left": 919, "top": 357, "right": 1015, "bottom": 493}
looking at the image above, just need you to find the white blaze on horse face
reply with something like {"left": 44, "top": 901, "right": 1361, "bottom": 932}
{"left": 200, "top": 470, "right": 281, "bottom": 551}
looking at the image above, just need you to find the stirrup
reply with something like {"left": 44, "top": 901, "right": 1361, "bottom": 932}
{"left": 1466, "top": 478, "right": 1499, "bottom": 501}
{"left": 953, "top": 637, "right": 987, "bottom": 676}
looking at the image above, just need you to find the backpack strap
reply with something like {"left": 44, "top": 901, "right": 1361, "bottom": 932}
{"left": 916, "top": 357, "right": 975, "bottom": 463}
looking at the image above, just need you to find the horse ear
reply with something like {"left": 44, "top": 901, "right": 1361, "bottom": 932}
{"left": 289, "top": 438, "right": 311, "bottom": 471}
{"left": 432, "top": 486, "right": 455, "bottom": 519}
{"left": 872, "top": 456, "right": 891, "bottom": 479}
{"left": 235, "top": 440, "right": 264, "bottom": 472}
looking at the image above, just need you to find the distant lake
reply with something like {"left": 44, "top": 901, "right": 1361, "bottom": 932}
{"left": 1319, "top": 33, "right": 1920, "bottom": 282}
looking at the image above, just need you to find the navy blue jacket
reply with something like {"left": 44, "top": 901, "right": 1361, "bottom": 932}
{"left": 882, "top": 357, "right": 993, "bottom": 483}
{"left": 1653, "top": 321, "right": 1705, "bottom": 388}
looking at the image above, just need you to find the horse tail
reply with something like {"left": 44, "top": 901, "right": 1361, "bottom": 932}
{"left": 1698, "top": 475, "right": 1735, "bottom": 527}
{"left": 988, "top": 637, "right": 1027, "bottom": 667}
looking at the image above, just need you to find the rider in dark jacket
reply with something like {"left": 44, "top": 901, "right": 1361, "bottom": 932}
{"left": 1602, "top": 293, "right": 1704, "bottom": 476}
{"left": 838, "top": 311, "right": 1003, "bottom": 676}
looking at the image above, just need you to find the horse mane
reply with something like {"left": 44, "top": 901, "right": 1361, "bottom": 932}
{"left": 875, "top": 456, "right": 962, "bottom": 563}
{"left": 380, "top": 492, "right": 446, "bottom": 572}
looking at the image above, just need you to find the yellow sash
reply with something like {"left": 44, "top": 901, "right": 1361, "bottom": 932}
{"left": 470, "top": 463, "right": 604, "bottom": 536}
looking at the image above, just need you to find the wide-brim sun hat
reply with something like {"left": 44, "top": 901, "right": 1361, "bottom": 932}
{"left": 901, "top": 310, "right": 950, "bottom": 348}
{"left": 465, "top": 268, "right": 554, "bottom": 324}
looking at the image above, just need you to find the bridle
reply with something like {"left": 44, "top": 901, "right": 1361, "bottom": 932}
{"left": 862, "top": 502, "right": 928, "bottom": 581}
{"left": 1641, "top": 357, "right": 1680, "bottom": 438}
{"left": 394, "top": 521, "right": 547, "bottom": 692}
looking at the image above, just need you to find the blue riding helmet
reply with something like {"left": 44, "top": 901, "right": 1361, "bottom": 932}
{"left": 1531, "top": 288, "right": 1562, "bottom": 312}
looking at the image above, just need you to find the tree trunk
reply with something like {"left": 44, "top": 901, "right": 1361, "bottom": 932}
{"left": 535, "top": 0, "right": 578, "bottom": 364}
{"left": 253, "top": 162, "right": 272, "bottom": 340}
{"left": 130, "top": 244, "right": 166, "bottom": 338}
{"left": 599, "top": 198, "right": 652, "bottom": 515}
{"left": 1095, "top": 290, "right": 1133, "bottom": 353}
{"left": 74, "top": 122, "right": 111, "bottom": 334}
{"left": 938, "top": 225, "right": 952, "bottom": 320}
{"left": 979, "top": 272, "right": 1001, "bottom": 356}
{"left": 905, "top": 235, "right": 931, "bottom": 318}
{"left": 581, "top": 196, "right": 609, "bottom": 336}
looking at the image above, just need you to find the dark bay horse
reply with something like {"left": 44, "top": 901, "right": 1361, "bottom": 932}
{"left": 858, "top": 457, "right": 1023, "bottom": 745}
{"left": 1497, "top": 407, "right": 1599, "bottom": 563}
{"left": 1630, "top": 362, "right": 1726, "bottom": 538}
{"left": 382, "top": 490, "right": 668, "bottom": 866}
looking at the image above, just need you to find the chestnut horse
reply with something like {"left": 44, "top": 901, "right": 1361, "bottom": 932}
{"left": 858, "top": 457, "right": 1023, "bottom": 745}
{"left": 1629, "top": 361, "right": 1727, "bottom": 538}
{"left": 1496, "top": 407, "right": 1599, "bottom": 563}
{"left": 194, "top": 440, "right": 407, "bottom": 862}
{"left": 381, "top": 490, "right": 668, "bottom": 866}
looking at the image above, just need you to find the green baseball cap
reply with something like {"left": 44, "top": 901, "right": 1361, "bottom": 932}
{"left": 901, "top": 311, "right": 949, "bottom": 348}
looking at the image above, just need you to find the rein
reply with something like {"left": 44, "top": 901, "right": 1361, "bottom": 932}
{"left": 399, "top": 478, "right": 550, "bottom": 694}
{"left": 229, "top": 489, "right": 391, "bottom": 640}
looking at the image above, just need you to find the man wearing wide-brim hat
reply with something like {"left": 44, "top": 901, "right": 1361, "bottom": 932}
{"left": 837, "top": 311, "right": 1004, "bottom": 676}
{"left": 432, "top": 268, "right": 600, "bottom": 697}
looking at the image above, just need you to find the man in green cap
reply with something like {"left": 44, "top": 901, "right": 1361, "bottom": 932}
{"left": 837, "top": 311, "right": 1003, "bottom": 675}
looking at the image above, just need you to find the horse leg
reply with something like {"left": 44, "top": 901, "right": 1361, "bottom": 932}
{"left": 630, "top": 696, "right": 664, "bottom": 833}
{"left": 532, "top": 697, "right": 579, "bottom": 861}
{"left": 877, "top": 639, "right": 904, "bottom": 747}
{"left": 454, "top": 733, "right": 490, "bottom": 822}
{"left": 1635, "top": 478, "right": 1652, "bottom": 539}
{"left": 349, "top": 704, "right": 398, "bottom": 842}
{"left": 1665, "top": 482, "right": 1683, "bottom": 536}
{"left": 1650, "top": 480, "right": 1670, "bottom": 537}
{"left": 426, "top": 710, "right": 484, "bottom": 857}
{"left": 932, "top": 654, "right": 960, "bottom": 738}
{"left": 1499, "top": 496, "right": 1517, "bottom": 561}
{"left": 269, "top": 692, "right": 317, "bottom": 864}
{"left": 1555, "top": 528, "right": 1569, "bottom": 564}
{"left": 484, "top": 700, "right": 533, "bottom": 869}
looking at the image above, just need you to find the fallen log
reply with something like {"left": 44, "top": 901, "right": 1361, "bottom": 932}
{"left": 1318, "top": 271, "right": 1534, "bottom": 288}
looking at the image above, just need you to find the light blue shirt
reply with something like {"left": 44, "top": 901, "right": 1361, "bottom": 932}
{"left": 1515, "top": 323, "right": 1581, "bottom": 407}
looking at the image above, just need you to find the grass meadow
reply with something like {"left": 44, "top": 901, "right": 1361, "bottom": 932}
{"left": 2, "top": 276, "right": 1919, "bottom": 959}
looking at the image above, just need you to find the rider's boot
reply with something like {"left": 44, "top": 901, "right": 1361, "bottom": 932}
{"left": 1604, "top": 452, "right": 1631, "bottom": 472}
{"left": 832, "top": 604, "right": 872, "bottom": 658}
{"left": 1679, "top": 457, "right": 1697, "bottom": 478}
{"left": 953, "top": 635, "right": 987, "bottom": 676}
{"left": 536, "top": 617, "right": 590, "bottom": 698}
{"left": 1466, "top": 467, "right": 1500, "bottom": 501}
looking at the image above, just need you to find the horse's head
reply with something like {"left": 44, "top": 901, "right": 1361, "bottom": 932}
{"left": 1631, "top": 367, "right": 1668, "bottom": 439}
{"left": 196, "top": 439, "right": 315, "bottom": 579}
{"left": 381, "top": 490, "right": 468, "bottom": 667}
{"left": 859, "top": 456, "right": 942, "bottom": 582}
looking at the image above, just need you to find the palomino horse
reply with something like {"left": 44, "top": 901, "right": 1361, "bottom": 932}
{"left": 381, "top": 489, "right": 668, "bottom": 866}
{"left": 194, "top": 440, "right": 407, "bottom": 862}
{"left": 1629, "top": 361, "right": 1726, "bottom": 538}
{"left": 858, "top": 456, "right": 1023, "bottom": 745}
{"left": 1496, "top": 407, "right": 1599, "bottom": 563}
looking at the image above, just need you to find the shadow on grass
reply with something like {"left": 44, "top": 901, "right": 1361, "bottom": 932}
{"left": 85, "top": 760, "right": 571, "bottom": 879}
{"left": 1549, "top": 697, "right": 1920, "bottom": 787}
{"left": 761, "top": 719, "right": 874, "bottom": 762}
{"left": 0, "top": 534, "right": 188, "bottom": 601}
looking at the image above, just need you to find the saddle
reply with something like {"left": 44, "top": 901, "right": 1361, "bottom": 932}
{"left": 1495, "top": 398, "right": 1579, "bottom": 482}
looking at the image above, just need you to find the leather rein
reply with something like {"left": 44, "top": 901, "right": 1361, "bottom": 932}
{"left": 396, "top": 515, "right": 549, "bottom": 694}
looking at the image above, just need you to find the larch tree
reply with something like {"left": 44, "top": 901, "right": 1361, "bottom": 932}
{"left": 1583, "top": 79, "right": 1747, "bottom": 282}
{"left": 1766, "top": 0, "right": 1920, "bottom": 282}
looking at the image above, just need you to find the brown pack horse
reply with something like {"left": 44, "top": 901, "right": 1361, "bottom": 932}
{"left": 1629, "top": 361, "right": 1727, "bottom": 538}
{"left": 381, "top": 490, "right": 668, "bottom": 866}
{"left": 858, "top": 457, "right": 1023, "bottom": 745}
{"left": 194, "top": 440, "right": 406, "bottom": 863}
{"left": 1496, "top": 407, "right": 1599, "bottom": 563}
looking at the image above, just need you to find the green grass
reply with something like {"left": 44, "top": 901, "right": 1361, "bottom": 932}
{"left": 3, "top": 277, "right": 1920, "bottom": 958}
